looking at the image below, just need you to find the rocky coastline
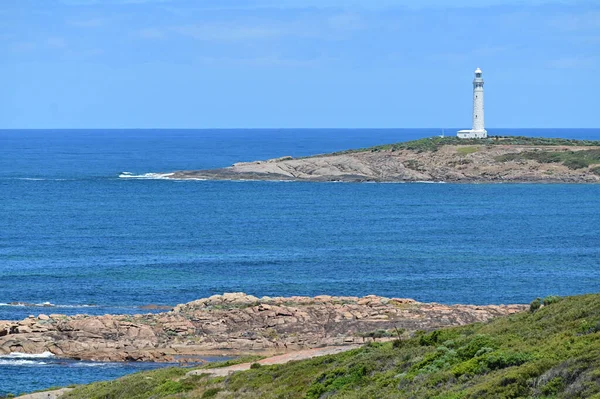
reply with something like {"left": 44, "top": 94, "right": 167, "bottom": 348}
{"left": 0, "top": 293, "right": 526, "bottom": 363}
{"left": 162, "top": 138, "right": 600, "bottom": 183}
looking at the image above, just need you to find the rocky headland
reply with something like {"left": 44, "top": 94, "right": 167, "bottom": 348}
{"left": 163, "top": 137, "right": 600, "bottom": 183}
{"left": 0, "top": 293, "right": 525, "bottom": 362}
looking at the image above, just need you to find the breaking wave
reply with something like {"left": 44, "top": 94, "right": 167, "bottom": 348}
{"left": 3, "top": 177, "right": 72, "bottom": 181}
{"left": 0, "top": 302, "right": 97, "bottom": 308}
{"left": 0, "top": 352, "right": 55, "bottom": 366}
{"left": 3, "top": 352, "right": 55, "bottom": 359}
{"left": 119, "top": 172, "right": 174, "bottom": 179}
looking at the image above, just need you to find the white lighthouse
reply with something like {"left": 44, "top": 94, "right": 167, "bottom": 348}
{"left": 457, "top": 68, "right": 487, "bottom": 139}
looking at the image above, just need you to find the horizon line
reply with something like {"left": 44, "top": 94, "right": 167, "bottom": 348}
{"left": 1, "top": 127, "right": 599, "bottom": 131}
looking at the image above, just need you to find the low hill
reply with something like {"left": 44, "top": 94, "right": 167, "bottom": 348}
{"left": 167, "top": 136, "right": 600, "bottom": 183}
{"left": 56, "top": 293, "right": 600, "bottom": 398}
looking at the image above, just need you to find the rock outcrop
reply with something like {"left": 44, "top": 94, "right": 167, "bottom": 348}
{"left": 0, "top": 293, "right": 526, "bottom": 362}
{"left": 166, "top": 144, "right": 600, "bottom": 183}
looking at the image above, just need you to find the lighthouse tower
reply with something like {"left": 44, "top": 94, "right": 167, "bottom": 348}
{"left": 457, "top": 68, "right": 488, "bottom": 139}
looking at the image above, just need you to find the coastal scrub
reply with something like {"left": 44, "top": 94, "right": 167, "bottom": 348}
{"left": 59, "top": 293, "right": 600, "bottom": 398}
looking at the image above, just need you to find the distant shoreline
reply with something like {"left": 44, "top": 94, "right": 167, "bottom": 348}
{"left": 142, "top": 136, "right": 600, "bottom": 184}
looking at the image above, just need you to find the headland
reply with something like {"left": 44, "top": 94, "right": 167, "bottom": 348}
{"left": 160, "top": 137, "right": 600, "bottom": 183}
{"left": 0, "top": 293, "right": 524, "bottom": 363}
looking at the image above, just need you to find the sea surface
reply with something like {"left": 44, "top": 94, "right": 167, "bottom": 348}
{"left": 0, "top": 352, "right": 227, "bottom": 396}
{"left": 1, "top": 128, "right": 600, "bottom": 394}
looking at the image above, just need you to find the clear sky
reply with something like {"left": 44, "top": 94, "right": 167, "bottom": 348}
{"left": 2, "top": 0, "right": 599, "bottom": 129}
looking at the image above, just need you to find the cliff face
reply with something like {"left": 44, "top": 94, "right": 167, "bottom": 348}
{"left": 0, "top": 293, "right": 525, "bottom": 362}
{"left": 168, "top": 142, "right": 600, "bottom": 183}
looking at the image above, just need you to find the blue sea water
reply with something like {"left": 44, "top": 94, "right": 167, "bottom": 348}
{"left": 1, "top": 128, "right": 600, "bottom": 394}
{"left": 0, "top": 352, "right": 227, "bottom": 396}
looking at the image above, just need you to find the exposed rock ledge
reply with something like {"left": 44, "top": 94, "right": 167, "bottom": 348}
{"left": 0, "top": 293, "right": 525, "bottom": 362}
{"left": 166, "top": 143, "right": 600, "bottom": 183}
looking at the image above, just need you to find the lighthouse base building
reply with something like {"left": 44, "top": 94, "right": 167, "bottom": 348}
{"left": 457, "top": 68, "right": 487, "bottom": 139}
{"left": 457, "top": 129, "right": 487, "bottom": 139}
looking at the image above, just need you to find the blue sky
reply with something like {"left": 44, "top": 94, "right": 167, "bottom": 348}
{"left": 1, "top": 0, "right": 599, "bottom": 128}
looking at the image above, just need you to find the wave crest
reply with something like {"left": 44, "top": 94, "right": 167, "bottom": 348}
{"left": 0, "top": 302, "right": 97, "bottom": 308}
{"left": 119, "top": 172, "right": 174, "bottom": 179}
{"left": 2, "top": 351, "right": 55, "bottom": 359}
{"left": 0, "top": 352, "right": 55, "bottom": 365}
{"left": 0, "top": 359, "right": 48, "bottom": 366}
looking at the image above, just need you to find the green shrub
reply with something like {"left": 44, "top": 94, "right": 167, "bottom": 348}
{"left": 482, "top": 351, "right": 532, "bottom": 371}
{"left": 393, "top": 339, "right": 404, "bottom": 349}
{"left": 250, "top": 362, "right": 262, "bottom": 369}
{"left": 420, "top": 330, "right": 441, "bottom": 346}
{"left": 563, "top": 158, "right": 589, "bottom": 169}
{"left": 456, "top": 335, "right": 497, "bottom": 360}
{"left": 497, "top": 149, "right": 600, "bottom": 170}
{"left": 150, "top": 380, "right": 189, "bottom": 395}
{"left": 202, "top": 388, "right": 222, "bottom": 398}
{"left": 578, "top": 319, "right": 600, "bottom": 335}
{"left": 451, "top": 357, "right": 481, "bottom": 377}
{"left": 306, "top": 364, "right": 369, "bottom": 398}
{"left": 530, "top": 298, "right": 542, "bottom": 313}
{"left": 541, "top": 376, "right": 564, "bottom": 395}
{"left": 419, "top": 329, "right": 460, "bottom": 347}
{"left": 543, "top": 295, "right": 562, "bottom": 306}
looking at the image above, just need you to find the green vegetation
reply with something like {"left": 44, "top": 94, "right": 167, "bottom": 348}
{"left": 530, "top": 297, "right": 542, "bottom": 313}
{"left": 496, "top": 149, "right": 600, "bottom": 170}
{"left": 457, "top": 146, "right": 479, "bottom": 155}
{"left": 325, "top": 136, "right": 600, "bottom": 156}
{"left": 56, "top": 293, "right": 600, "bottom": 398}
{"left": 60, "top": 367, "right": 199, "bottom": 399}
{"left": 199, "top": 355, "right": 265, "bottom": 369}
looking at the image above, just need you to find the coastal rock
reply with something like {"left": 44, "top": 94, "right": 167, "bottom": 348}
{"left": 166, "top": 143, "right": 600, "bottom": 183}
{"left": 0, "top": 293, "right": 526, "bottom": 362}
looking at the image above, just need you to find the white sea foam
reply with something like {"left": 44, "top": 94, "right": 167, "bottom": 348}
{"left": 3, "top": 351, "right": 55, "bottom": 359}
{"left": 119, "top": 172, "right": 174, "bottom": 179}
{"left": 0, "top": 302, "right": 97, "bottom": 308}
{"left": 7, "top": 178, "right": 71, "bottom": 181}
{"left": 57, "top": 304, "right": 97, "bottom": 308}
{"left": 0, "top": 353, "right": 54, "bottom": 366}
{"left": 0, "top": 359, "right": 47, "bottom": 366}
{"left": 69, "top": 362, "right": 111, "bottom": 367}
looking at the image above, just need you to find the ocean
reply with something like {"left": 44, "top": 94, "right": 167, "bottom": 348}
{"left": 1, "top": 128, "right": 600, "bottom": 394}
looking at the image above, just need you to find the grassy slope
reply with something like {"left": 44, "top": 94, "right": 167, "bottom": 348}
{"left": 58, "top": 294, "right": 600, "bottom": 399}
{"left": 333, "top": 136, "right": 600, "bottom": 155}
{"left": 324, "top": 136, "right": 600, "bottom": 174}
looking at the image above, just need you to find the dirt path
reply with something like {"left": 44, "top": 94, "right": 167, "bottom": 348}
{"left": 188, "top": 345, "right": 361, "bottom": 377}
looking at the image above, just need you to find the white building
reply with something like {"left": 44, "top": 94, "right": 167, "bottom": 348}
{"left": 457, "top": 68, "right": 487, "bottom": 139}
